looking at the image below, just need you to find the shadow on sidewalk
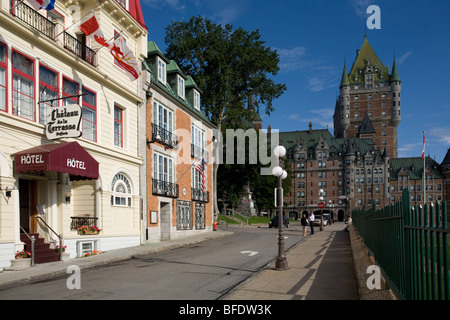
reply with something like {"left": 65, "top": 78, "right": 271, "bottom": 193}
{"left": 305, "top": 229, "right": 359, "bottom": 300}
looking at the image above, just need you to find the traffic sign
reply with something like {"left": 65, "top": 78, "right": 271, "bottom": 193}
{"left": 318, "top": 202, "right": 325, "bottom": 209}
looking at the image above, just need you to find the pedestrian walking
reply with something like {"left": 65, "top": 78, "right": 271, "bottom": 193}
{"left": 300, "top": 213, "right": 308, "bottom": 236}
{"left": 309, "top": 212, "right": 315, "bottom": 234}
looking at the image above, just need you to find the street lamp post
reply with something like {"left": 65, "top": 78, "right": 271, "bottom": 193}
{"left": 272, "top": 146, "right": 288, "bottom": 270}
{"left": 319, "top": 188, "right": 324, "bottom": 231}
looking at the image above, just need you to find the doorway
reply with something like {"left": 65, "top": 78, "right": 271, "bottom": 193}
{"left": 160, "top": 202, "right": 171, "bottom": 241}
{"left": 19, "top": 179, "right": 37, "bottom": 233}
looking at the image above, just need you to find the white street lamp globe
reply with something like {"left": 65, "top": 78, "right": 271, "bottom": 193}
{"left": 272, "top": 166, "right": 283, "bottom": 177}
{"left": 319, "top": 196, "right": 324, "bottom": 201}
{"left": 319, "top": 188, "right": 324, "bottom": 195}
{"left": 281, "top": 170, "right": 287, "bottom": 180}
{"left": 274, "top": 145, "right": 286, "bottom": 158}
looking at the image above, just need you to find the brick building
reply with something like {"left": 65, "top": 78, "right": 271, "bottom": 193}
{"left": 280, "top": 36, "right": 448, "bottom": 222}
{"left": 143, "top": 41, "right": 215, "bottom": 241}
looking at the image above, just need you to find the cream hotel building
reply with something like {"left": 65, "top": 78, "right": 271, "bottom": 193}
{"left": 0, "top": 0, "right": 149, "bottom": 268}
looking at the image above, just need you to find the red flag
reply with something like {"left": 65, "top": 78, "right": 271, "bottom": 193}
{"left": 422, "top": 132, "right": 425, "bottom": 159}
{"left": 78, "top": 15, "right": 111, "bottom": 49}
{"left": 110, "top": 34, "right": 141, "bottom": 81}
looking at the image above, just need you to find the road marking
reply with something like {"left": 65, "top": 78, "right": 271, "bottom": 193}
{"left": 240, "top": 251, "right": 259, "bottom": 256}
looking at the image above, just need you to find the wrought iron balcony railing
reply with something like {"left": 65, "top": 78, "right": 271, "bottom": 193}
{"left": 191, "top": 144, "right": 209, "bottom": 163}
{"left": 191, "top": 188, "right": 209, "bottom": 203}
{"left": 63, "top": 31, "right": 97, "bottom": 66}
{"left": 152, "top": 178, "right": 179, "bottom": 198}
{"left": 10, "top": 0, "right": 55, "bottom": 40}
{"left": 151, "top": 123, "right": 178, "bottom": 149}
{"left": 70, "top": 216, "right": 98, "bottom": 230}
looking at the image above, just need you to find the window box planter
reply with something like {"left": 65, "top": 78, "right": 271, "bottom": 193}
{"left": 77, "top": 226, "right": 102, "bottom": 235}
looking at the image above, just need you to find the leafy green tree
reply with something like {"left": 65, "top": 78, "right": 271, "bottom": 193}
{"left": 164, "top": 16, "right": 286, "bottom": 215}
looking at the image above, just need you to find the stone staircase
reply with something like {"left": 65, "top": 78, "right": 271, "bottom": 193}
{"left": 20, "top": 233, "right": 60, "bottom": 264}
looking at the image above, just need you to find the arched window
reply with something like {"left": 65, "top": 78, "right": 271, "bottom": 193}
{"left": 111, "top": 173, "right": 132, "bottom": 207}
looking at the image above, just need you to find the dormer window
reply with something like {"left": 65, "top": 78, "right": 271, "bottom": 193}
{"left": 157, "top": 57, "right": 166, "bottom": 85}
{"left": 194, "top": 89, "right": 200, "bottom": 111}
{"left": 177, "top": 75, "right": 185, "bottom": 99}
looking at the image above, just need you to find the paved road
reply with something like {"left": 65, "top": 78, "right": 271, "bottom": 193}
{"left": 0, "top": 224, "right": 304, "bottom": 300}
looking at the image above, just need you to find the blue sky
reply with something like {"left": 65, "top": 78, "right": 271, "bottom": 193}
{"left": 140, "top": 0, "right": 450, "bottom": 163}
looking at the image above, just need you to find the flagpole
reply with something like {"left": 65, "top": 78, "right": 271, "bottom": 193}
{"left": 94, "top": 28, "right": 124, "bottom": 53}
{"left": 423, "top": 131, "right": 426, "bottom": 207}
{"left": 175, "top": 163, "right": 195, "bottom": 184}
{"left": 53, "top": 9, "right": 95, "bottom": 40}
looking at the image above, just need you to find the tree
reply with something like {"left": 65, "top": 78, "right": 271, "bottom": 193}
{"left": 164, "top": 16, "right": 286, "bottom": 216}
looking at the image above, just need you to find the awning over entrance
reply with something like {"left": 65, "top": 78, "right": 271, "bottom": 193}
{"left": 12, "top": 142, "right": 99, "bottom": 180}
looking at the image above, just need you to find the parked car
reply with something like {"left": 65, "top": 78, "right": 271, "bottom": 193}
{"left": 269, "top": 215, "right": 289, "bottom": 228}
{"left": 313, "top": 213, "right": 328, "bottom": 227}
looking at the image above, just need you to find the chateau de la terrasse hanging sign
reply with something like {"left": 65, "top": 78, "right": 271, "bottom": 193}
{"left": 45, "top": 104, "right": 82, "bottom": 140}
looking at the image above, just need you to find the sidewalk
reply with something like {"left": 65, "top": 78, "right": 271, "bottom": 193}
{"left": 221, "top": 222, "right": 359, "bottom": 300}
{"left": 0, "top": 229, "right": 232, "bottom": 290}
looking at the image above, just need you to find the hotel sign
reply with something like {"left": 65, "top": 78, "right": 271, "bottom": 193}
{"left": 45, "top": 104, "right": 82, "bottom": 140}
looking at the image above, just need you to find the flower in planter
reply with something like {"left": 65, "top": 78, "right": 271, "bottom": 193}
{"left": 83, "top": 250, "right": 103, "bottom": 257}
{"left": 77, "top": 225, "right": 102, "bottom": 234}
{"left": 15, "top": 250, "right": 31, "bottom": 259}
{"left": 55, "top": 245, "right": 67, "bottom": 253}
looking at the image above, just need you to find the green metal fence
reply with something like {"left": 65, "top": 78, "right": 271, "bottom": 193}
{"left": 352, "top": 188, "right": 449, "bottom": 300}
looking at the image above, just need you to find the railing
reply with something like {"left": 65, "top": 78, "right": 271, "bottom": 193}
{"left": 20, "top": 226, "right": 35, "bottom": 266}
{"left": 10, "top": 0, "right": 56, "bottom": 40}
{"left": 151, "top": 123, "right": 178, "bottom": 150}
{"left": 36, "top": 216, "right": 63, "bottom": 262}
{"left": 191, "top": 144, "right": 209, "bottom": 163}
{"left": 191, "top": 188, "right": 209, "bottom": 203}
{"left": 152, "top": 178, "right": 179, "bottom": 198}
{"left": 70, "top": 216, "right": 98, "bottom": 230}
{"left": 352, "top": 188, "right": 449, "bottom": 300}
{"left": 63, "top": 31, "right": 97, "bottom": 66}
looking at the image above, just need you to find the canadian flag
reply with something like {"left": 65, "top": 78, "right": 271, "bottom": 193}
{"left": 78, "top": 14, "right": 112, "bottom": 49}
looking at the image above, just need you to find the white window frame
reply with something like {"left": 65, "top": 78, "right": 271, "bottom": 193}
{"left": 194, "top": 89, "right": 200, "bottom": 111}
{"left": 111, "top": 173, "right": 132, "bottom": 207}
{"left": 191, "top": 124, "right": 205, "bottom": 151}
{"left": 177, "top": 75, "right": 185, "bottom": 99}
{"left": 153, "top": 152, "right": 174, "bottom": 183}
{"left": 153, "top": 100, "right": 173, "bottom": 133}
{"left": 157, "top": 57, "right": 166, "bottom": 85}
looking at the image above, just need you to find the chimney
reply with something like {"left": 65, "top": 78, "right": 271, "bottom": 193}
{"left": 309, "top": 122, "right": 312, "bottom": 135}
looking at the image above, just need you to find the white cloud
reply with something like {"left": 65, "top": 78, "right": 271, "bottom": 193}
{"left": 349, "top": 0, "right": 373, "bottom": 17}
{"left": 398, "top": 51, "right": 413, "bottom": 64}
{"left": 276, "top": 46, "right": 307, "bottom": 72}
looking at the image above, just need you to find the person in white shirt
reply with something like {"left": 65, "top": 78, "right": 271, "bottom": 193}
{"left": 309, "top": 212, "right": 315, "bottom": 235}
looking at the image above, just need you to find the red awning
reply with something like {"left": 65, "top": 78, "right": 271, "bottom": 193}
{"left": 12, "top": 142, "right": 99, "bottom": 180}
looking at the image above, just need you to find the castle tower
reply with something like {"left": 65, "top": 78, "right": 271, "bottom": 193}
{"left": 334, "top": 35, "right": 401, "bottom": 158}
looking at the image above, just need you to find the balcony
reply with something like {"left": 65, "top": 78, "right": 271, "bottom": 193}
{"left": 150, "top": 123, "right": 178, "bottom": 150}
{"left": 152, "top": 178, "right": 179, "bottom": 198}
{"left": 63, "top": 32, "right": 97, "bottom": 66}
{"left": 191, "top": 144, "right": 209, "bottom": 163}
{"left": 70, "top": 216, "right": 98, "bottom": 230}
{"left": 191, "top": 188, "right": 209, "bottom": 203}
{"left": 10, "top": 0, "right": 55, "bottom": 40}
